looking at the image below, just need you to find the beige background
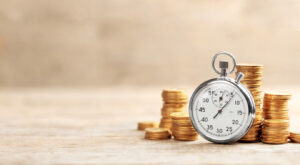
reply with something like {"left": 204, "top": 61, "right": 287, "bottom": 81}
{"left": 0, "top": 0, "right": 300, "bottom": 87}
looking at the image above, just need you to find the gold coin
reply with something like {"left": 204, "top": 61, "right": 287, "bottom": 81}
{"left": 236, "top": 67, "right": 263, "bottom": 72}
{"left": 162, "top": 88, "right": 186, "bottom": 93}
{"left": 263, "top": 100, "right": 289, "bottom": 104}
{"left": 172, "top": 126, "right": 196, "bottom": 131}
{"left": 264, "top": 116, "right": 289, "bottom": 120}
{"left": 263, "top": 99, "right": 289, "bottom": 104}
{"left": 236, "top": 64, "right": 263, "bottom": 67}
{"left": 256, "top": 108, "right": 263, "bottom": 113}
{"left": 236, "top": 69, "right": 263, "bottom": 73}
{"left": 236, "top": 68, "right": 263, "bottom": 73}
{"left": 159, "top": 123, "right": 172, "bottom": 129}
{"left": 263, "top": 106, "right": 289, "bottom": 110}
{"left": 161, "top": 89, "right": 188, "bottom": 104}
{"left": 162, "top": 89, "right": 187, "bottom": 97}
{"left": 262, "top": 132, "right": 289, "bottom": 137}
{"left": 263, "top": 104, "right": 289, "bottom": 109}
{"left": 263, "top": 107, "right": 289, "bottom": 111}
{"left": 263, "top": 109, "right": 289, "bottom": 113}
{"left": 145, "top": 128, "right": 171, "bottom": 140}
{"left": 263, "top": 119, "right": 290, "bottom": 126}
{"left": 162, "top": 96, "right": 187, "bottom": 100}
{"left": 171, "top": 119, "right": 193, "bottom": 125}
{"left": 240, "top": 137, "right": 260, "bottom": 142}
{"left": 171, "top": 125, "right": 195, "bottom": 130}
{"left": 240, "top": 76, "right": 263, "bottom": 80}
{"left": 159, "top": 118, "right": 173, "bottom": 129}
{"left": 241, "top": 80, "right": 263, "bottom": 84}
{"left": 161, "top": 107, "right": 185, "bottom": 113}
{"left": 240, "top": 133, "right": 260, "bottom": 138}
{"left": 263, "top": 110, "right": 289, "bottom": 114}
{"left": 170, "top": 112, "right": 190, "bottom": 119}
{"left": 262, "top": 127, "right": 289, "bottom": 133}
{"left": 163, "top": 103, "right": 187, "bottom": 108}
{"left": 261, "top": 138, "right": 288, "bottom": 144}
{"left": 253, "top": 117, "right": 263, "bottom": 125}
{"left": 145, "top": 128, "right": 170, "bottom": 134}
{"left": 161, "top": 107, "right": 186, "bottom": 111}
{"left": 264, "top": 93, "right": 292, "bottom": 100}
{"left": 248, "top": 88, "right": 262, "bottom": 92}
{"left": 162, "top": 111, "right": 186, "bottom": 117}
{"left": 254, "top": 100, "right": 262, "bottom": 106}
{"left": 162, "top": 99, "right": 188, "bottom": 104}
{"left": 171, "top": 111, "right": 198, "bottom": 141}
{"left": 244, "top": 84, "right": 262, "bottom": 88}
{"left": 172, "top": 131, "right": 198, "bottom": 136}
{"left": 173, "top": 135, "right": 198, "bottom": 141}
{"left": 238, "top": 72, "right": 263, "bottom": 75}
{"left": 290, "top": 132, "right": 300, "bottom": 143}
{"left": 240, "top": 125, "right": 260, "bottom": 142}
{"left": 137, "top": 121, "right": 159, "bottom": 130}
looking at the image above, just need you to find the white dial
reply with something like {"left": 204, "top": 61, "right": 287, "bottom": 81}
{"left": 190, "top": 81, "right": 250, "bottom": 142}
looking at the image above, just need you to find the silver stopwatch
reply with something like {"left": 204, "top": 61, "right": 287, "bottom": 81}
{"left": 189, "top": 52, "right": 255, "bottom": 144}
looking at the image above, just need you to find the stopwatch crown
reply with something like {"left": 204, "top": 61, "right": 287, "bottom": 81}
{"left": 219, "top": 61, "right": 228, "bottom": 77}
{"left": 219, "top": 61, "right": 228, "bottom": 69}
{"left": 212, "top": 51, "right": 236, "bottom": 77}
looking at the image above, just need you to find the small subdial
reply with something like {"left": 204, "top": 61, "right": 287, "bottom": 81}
{"left": 212, "top": 89, "right": 231, "bottom": 108}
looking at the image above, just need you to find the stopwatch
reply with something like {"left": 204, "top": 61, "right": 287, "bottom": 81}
{"left": 189, "top": 52, "right": 255, "bottom": 144}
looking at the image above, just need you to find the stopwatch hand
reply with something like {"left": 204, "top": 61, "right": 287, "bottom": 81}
{"left": 213, "top": 109, "right": 222, "bottom": 119}
{"left": 213, "top": 93, "right": 235, "bottom": 119}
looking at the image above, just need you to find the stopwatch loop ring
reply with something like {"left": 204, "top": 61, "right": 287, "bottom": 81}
{"left": 212, "top": 51, "right": 236, "bottom": 76}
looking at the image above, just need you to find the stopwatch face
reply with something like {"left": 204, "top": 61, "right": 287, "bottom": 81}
{"left": 189, "top": 79, "right": 254, "bottom": 143}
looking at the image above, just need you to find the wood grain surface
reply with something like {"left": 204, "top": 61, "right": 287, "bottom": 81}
{"left": 0, "top": 86, "right": 299, "bottom": 164}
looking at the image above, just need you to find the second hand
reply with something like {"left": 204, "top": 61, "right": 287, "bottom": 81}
{"left": 213, "top": 92, "right": 235, "bottom": 119}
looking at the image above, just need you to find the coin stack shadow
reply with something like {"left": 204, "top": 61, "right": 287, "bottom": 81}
{"left": 261, "top": 93, "right": 291, "bottom": 144}
{"left": 160, "top": 89, "right": 188, "bottom": 130}
{"left": 170, "top": 112, "right": 198, "bottom": 141}
{"left": 236, "top": 64, "right": 263, "bottom": 142}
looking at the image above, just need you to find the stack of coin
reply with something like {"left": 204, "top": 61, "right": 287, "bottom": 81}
{"left": 239, "top": 125, "right": 261, "bottom": 142}
{"left": 263, "top": 93, "right": 291, "bottom": 120}
{"left": 261, "top": 93, "right": 291, "bottom": 144}
{"left": 261, "top": 119, "right": 290, "bottom": 144}
{"left": 144, "top": 128, "right": 171, "bottom": 140}
{"left": 236, "top": 64, "right": 263, "bottom": 142}
{"left": 170, "top": 112, "right": 198, "bottom": 141}
{"left": 160, "top": 89, "right": 188, "bottom": 129}
{"left": 290, "top": 132, "right": 300, "bottom": 143}
{"left": 137, "top": 121, "right": 159, "bottom": 130}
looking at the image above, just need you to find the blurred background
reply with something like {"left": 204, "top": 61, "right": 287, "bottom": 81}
{"left": 0, "top": 0, "right": 299, "bottom": 88}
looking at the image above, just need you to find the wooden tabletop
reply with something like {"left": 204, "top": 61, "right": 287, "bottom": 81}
{"left": 0, "top": 87, "right": 299, "bottom": 165}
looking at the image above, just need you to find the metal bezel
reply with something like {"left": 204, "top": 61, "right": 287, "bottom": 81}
{"left": 188, "top": 77, "right": 255, "bottom": 144}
